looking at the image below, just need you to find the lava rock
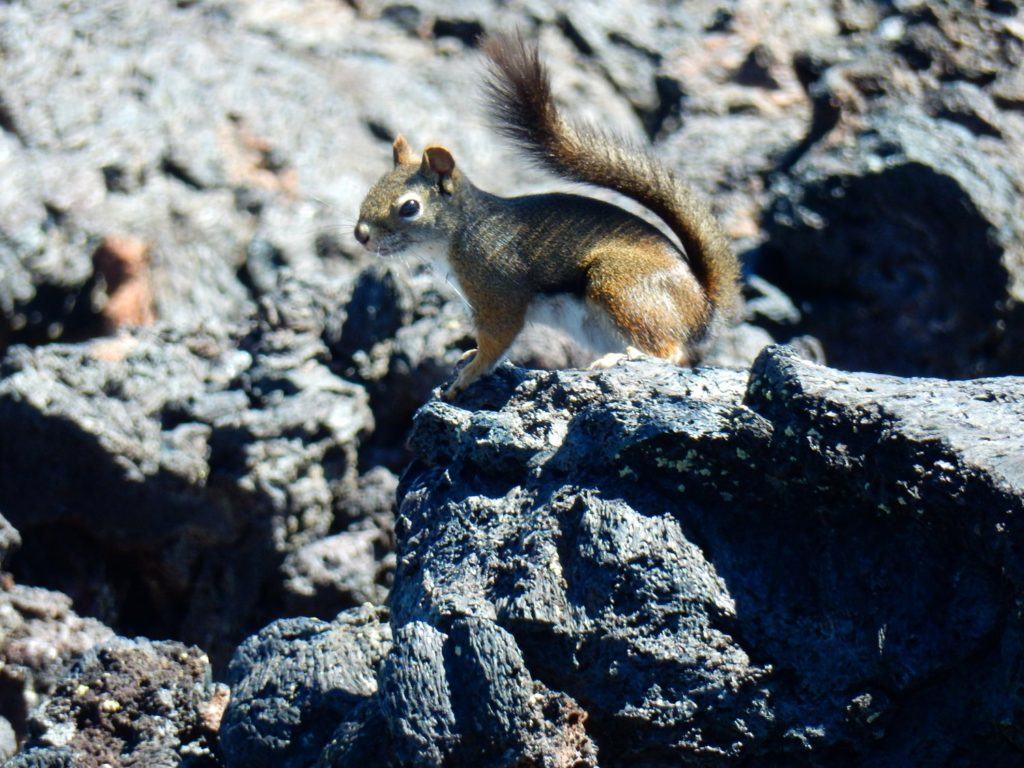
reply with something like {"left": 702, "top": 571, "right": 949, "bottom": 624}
{"left": 281, "top": 466, "right": 398, "bottom": 619}
{"left": 3, "top": 746, "right": 76, "bottom": 768}
{"left": 372, "top": 347, "right": 1022, "bottom": 765}
{"left": 220, "top": 605, "right": 391, "bottom": 768}
{"left": 0, "top": 717, "right": 16, "bottom": 762}
{"left": 0, "top": 0, "right": 377, "bottom": 353}
{"left": 0, "top": 514, "right": 21, "bottom": 569}
{"left": 3, "top": 2, "right": 1024, "bottom": 765}
{"left": 0, "top": 581, "right": 113, "bottom": 745}
{"left": 756, "top": 0, "right": 1024, "bottom": 378}
{"left": 324, "top": 263, "right": 473, "bottom": 465}
{"left": 761, "top": 108, "right": 1024, "bottom": 377}
{"left": 0, "top": 326, "right": 372, "bottom": 666}
{"left": 13, "top": 638, "right": 227, "bottom": 768}
{"left": 333, "top": 266, "right": 415, "bottom": 361}
{"left": 281, "top": 527, "right": 393, "bottom": 619}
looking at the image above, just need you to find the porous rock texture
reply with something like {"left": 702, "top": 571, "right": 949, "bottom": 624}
{"left": 0, "top": 578, "right": 114, "bottom": 754}
{"left": 219, "top": 346, "right": 1024, "bottom": 767}
{"left": 4, "top": 0, "right": 1020, "bottom": 374}
{"left": 0, "top": 319, "right": 373, "bottom": 666}
{"left": 219, "top": 605, "right": 392, "bottom": 768}
{"left": 8, "top": 638, "right": 228, "bottom": 768}
{"left": 757, "top": 2, "right": 1024, "bottom": 377}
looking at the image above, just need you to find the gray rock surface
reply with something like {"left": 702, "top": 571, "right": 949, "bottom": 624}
{"left": 0, "top": 324, "right": 372, "bottom": 665}
{"left": 281, "top": 531, "right": 389, "bottom": 615}
{"left": 761, "top": 107, "right": 1024, "bottom": 377}
{"left": 757, "top": 1, "right": 1024, "bottom": 377}
{"left": 0, "top": 516, "right": 21, "bottom": 570}
{"left": 1, "top": 0, "right": 1023, "bottom": 765}
{"left": 0, "top": 718, "right": 15, "bottom": 764}
{"left": 0, "top": 0, "right": 829, "bottom": 368}
{"left": 0, "top": 0, "right": 370, "bottom": 352}
{"left": 220, "top": 605, "right": 391, "bottom": 768}
{"left": 3, "top": 0, "right": 1021, "bottom": 374}
{"left": 221, "top": 346, "right": 1024, "bottom": 766}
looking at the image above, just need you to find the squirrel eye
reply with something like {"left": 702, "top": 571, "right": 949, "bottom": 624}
{"left": 398, "top": 199, "right": 421, "bottom": 219}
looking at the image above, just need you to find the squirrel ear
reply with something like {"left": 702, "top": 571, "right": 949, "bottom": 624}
{"left": 421, "top": 146, "right": 456, "bottom": 194}
{"left": 392, "top": 135, "right": 415, "bottom": 166}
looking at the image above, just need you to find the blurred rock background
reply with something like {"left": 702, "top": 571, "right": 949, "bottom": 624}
{"left": 0, "top": 0, "right": 1022, "bottom": 765}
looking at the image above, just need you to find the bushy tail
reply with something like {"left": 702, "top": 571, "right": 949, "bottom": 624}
{"left": 482, "top": 32, "right": 740, "bottom": 317}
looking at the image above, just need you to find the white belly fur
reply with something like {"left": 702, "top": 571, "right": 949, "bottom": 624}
{"left": 413, "top": 236, "right": 455, "bottom": 281}
{"left": 413, "top": 238, "right": 624, "bottom": 361}
{"left": 524, "top": 293, "right": 624, "bottom": 356}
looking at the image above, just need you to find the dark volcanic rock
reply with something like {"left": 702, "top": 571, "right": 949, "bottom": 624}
{"left": 383, "top": 348, "right": 1020, "bottom": 765}
{"left": 758, "top": 0, "right": 1024, "bottom": 378}
{"left": 220, "top": 605, "right": 391, "bottom": 768}
{"left": 0, "top": 718, "right": 15, "bottom": 763}
{"left": 281, "top": 525, "right": 393, "bottom": 619}
{"left": 0, "top": 326, "right": 372, "bottom": 666}
{"left": 370, "top": 616, "right": 596, "bottom": 768}
{"left": 0, "top": 0, "right": 377, "bottom": 355}
{"left": 761, "top": 108, "right": 1024, "bottom": 378}
{"left": 222, "top": 606, "right": 597, "bottom": 768}
{"left": 325, "top": 263, "right": 474, "bottom": 466}
{"left": 222, "top": 347, "right": 1024, "bottom": 766}
{"left": 0, "top": 515, "right": 21, "bottom": 569}
{"left": 12, "top": 638, "right": 227, "bottom": 768}
{"left": 389, "top": 361, "right": 770, "bottom": 766}
{"left": 3, "top": 0, "right": 1024, "bottom": 764}
{"left": 281, "top": 467, "right": 398, "bottom": 619}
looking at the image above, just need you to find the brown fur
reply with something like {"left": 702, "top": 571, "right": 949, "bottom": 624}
{"left": 353, "top": 35, "right": 741, "bottom": 400}
{"left": 583, "top": 235, "right": 704, "bottom": 363}
{"left": 483, "top": 32, "right": 741, "bottom": 314}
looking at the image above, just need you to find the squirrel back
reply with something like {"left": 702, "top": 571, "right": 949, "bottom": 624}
{"left": 483, "top": 33, "right": 740, "bottom": 317}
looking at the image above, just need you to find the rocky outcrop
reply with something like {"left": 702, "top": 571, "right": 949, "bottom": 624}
{"left": 220, "top": 346, "right": 1024, "bottom": 766}
{"left": 5, "top": 0, "right": 1019, "bottom": 377}
{"left": 280, "top": 468, "right": 398, "bottom": 617}
{"left": 0, "top": 578, "right": 114, "bottom": 753}
{"left": 219, "top": 605, "right": 392, "bottom": 768}
{"left": 0, "top": 322, "right": 373, "bottom": 666}
{"left": 761, "top": 105, "right": 1024, "bottom": 378}
{"left": 0, "top": 0, "right": 366, "bottom": 353}
{"left": 757, "top": 1, "right": 1024, "bottom": 377}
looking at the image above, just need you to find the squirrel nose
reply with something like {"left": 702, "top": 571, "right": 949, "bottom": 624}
{"left": 354, "top": 221, "right": 370, "bottom": 246}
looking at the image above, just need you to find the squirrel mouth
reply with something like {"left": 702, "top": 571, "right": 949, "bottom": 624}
{"left": 373, "top": 237, "right": 409, "bottom": 258}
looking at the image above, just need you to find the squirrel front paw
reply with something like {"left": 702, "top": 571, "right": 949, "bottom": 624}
{"left": 441, "top": 348, "right": 479, "bottom": 400}
{"left": 441, "top": 380, "right": 463, "bottom": 401}
{"left": 442, "top": 350, "right": 485, "bottom": 401}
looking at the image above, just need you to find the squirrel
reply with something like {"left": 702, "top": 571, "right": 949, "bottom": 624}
{"left": 354, "top": 33, "right": 740, "bottom": 401}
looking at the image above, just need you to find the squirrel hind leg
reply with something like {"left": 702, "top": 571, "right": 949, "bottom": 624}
{"left": 585, "top": 249, "right": 705, "bottom": 367}
{"left": 664, "top": 343, "right": 692, "bottom": 367}
{"left": 588, "top": 345, "right": 647, "bottom": 370}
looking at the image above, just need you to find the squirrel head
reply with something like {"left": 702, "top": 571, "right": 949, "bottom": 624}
{"left": 355, "top": 135, "right": 463, "bottom": 255}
